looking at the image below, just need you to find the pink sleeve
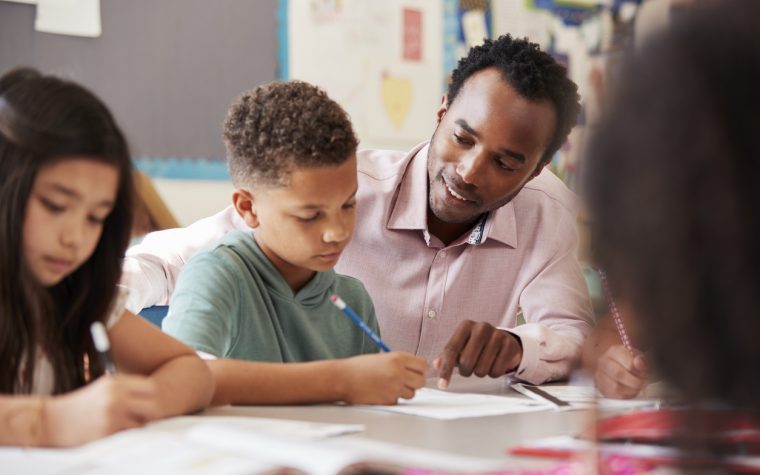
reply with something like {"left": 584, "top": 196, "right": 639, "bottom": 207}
{"left": 121, "top": 205, "right": 248, "bottom": 312}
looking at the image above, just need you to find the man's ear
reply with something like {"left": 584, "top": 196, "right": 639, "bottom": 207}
{"left": 232, "top": 188, "right": 259, "bottom": 229}
{"left": 529, "top": 161, "right": 549, "bottom": 180}
{"left": 436, "top": 94, "right": 449, "bottom": 124}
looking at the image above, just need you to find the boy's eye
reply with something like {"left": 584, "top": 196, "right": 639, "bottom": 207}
{"left": 343, "top": 202, "right": 356, "bottom": 210}
{"left": 88, "top": 215, "right": 106, "bottom": 225}
{"left": 295, "top": 213, "right": 320, "bottom": 223}
{"left": 41, "top": 198, "right": 65, "bottom": 213}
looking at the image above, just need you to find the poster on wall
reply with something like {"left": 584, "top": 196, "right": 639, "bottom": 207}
{"left": 285, "top": 0, "right": 444, "bottom": 150}
{"left": 35, "top": 0, "right": 101, "bottom": 37}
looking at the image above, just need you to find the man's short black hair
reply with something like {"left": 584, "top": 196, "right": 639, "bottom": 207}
{"left": 447, "top": 34, "right": 580, "bottom": 164}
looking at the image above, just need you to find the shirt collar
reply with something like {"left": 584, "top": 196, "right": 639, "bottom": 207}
{"left": 386, "top": 141, "right": 518, "bottom": 248}
{"left": 387, "top": 142, "right": 430, "bottom": 231}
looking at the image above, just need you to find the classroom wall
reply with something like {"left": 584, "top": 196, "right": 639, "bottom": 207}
{"left": 0, "top": 0, "right": 277, "bottom": 226}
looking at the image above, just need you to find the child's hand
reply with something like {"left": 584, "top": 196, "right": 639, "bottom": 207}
{"left": 338, "top": 352, "right": 427, "bottom": 405}
{"left": 595, "top": 345, "right": 648, "bottom": 399}
{"left": 42, "top": 374, "right": 163, "bottom": 447}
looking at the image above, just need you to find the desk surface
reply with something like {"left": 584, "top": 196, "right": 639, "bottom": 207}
{"left": 1, "top": 376, "right": 592, "bottom": 474}
{"left": 203, "top": 376, "right": 591, "bottom": 463}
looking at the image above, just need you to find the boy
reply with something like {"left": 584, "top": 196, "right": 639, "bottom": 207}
{"left": 162, "top": 81, "right": 427, "bottom": 406}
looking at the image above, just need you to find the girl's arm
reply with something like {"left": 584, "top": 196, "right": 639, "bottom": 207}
{"left": 108, "top": 311, "right": 214, "bottom": 417}
{"left": 0, "top": 396, "right": 46, "bottom": 446}
{"left": 208, "top": 352, "right": 427, "bottom": 406}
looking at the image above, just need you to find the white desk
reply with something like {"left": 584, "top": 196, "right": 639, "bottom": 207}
{"left": 1, "top": 376, "right": 593, "bottom": 474}
{"left": 206, "top": 376, "right": 590, "bottom": 460}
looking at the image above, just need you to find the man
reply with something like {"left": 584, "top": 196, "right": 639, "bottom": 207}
{"left": 123, "top": 34, "right": 593, "bottom": 386}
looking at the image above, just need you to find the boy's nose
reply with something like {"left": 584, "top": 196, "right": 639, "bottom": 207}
{"left": 323, "top": 221, "right": 350, "bottom": 243}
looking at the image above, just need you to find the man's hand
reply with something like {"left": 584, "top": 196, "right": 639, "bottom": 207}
{"left": 434, "top": 320, "right": 523, "bottom": 389}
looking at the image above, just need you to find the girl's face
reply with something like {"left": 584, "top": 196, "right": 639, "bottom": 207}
{"left": 23, "top": 158, "right": 119, "bottom": 287}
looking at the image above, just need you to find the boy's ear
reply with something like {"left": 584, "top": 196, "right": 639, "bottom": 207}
{"left": 232, "top": 188, "right": 259, "bottom": 229}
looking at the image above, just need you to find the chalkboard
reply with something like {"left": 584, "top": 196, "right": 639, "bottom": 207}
{"left": 0, "top": 0, "right": 279, "bottom": 171}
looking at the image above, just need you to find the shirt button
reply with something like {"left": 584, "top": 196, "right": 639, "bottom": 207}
{"left": 439, "top": 250, "right": 447, "bottom": 257}
{"left": 427, "top": 309, "right": 437, "bottom": 319}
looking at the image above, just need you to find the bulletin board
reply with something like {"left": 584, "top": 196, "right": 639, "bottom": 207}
{"left": 0, "top": 0, "right": 279, "bottom": 180}
{"left": 282, "top": 0, "right": 450, "bottom": 150}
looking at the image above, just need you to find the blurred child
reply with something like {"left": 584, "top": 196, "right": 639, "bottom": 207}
{"left": 162, "top": 81, "right": 427, "bottom": 406}
{"left": 585, "top": 0, "right": 760, "bottom": 459}
{"left": 0, "top": 68, "right": 213, "bottom": 447}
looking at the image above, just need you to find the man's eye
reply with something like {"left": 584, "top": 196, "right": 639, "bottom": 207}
{"left": 453, "top": 133, "right": 471, "bottom": 145}
{"left": 496, "top": 160, "right": 516, "bottom": 172}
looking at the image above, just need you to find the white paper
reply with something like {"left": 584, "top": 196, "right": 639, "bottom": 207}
{"left": 179, "top": 416, "right": 364, "bottom": 440}
{"left": 191, "top": 423, "right": 515, "bottom": 474}
{"left": 0, "top": 416, "right": 365, "bottom": 475}
{"left": 35, "top": 0, "right": 101, "bottom": 38}
{"left": 358, "top": 387, "right": 549, "bottom": 419}
{"left": 513, "top": 384, "right": 662, "bottom": 411}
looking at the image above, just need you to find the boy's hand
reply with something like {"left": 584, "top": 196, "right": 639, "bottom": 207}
{"left": 434, "top": 320, "right": 522, "bottom": 390}
{"left": 595, "top": 345, "right": 648, "bottom": 399}
{"left": 339, "top": 352, "right": 427, "bottom": 405}
{"left": 42, "top": 375, "right": 163, "bottom": 447}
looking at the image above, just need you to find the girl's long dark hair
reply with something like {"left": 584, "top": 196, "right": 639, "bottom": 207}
{"left": 0, "top": 68, "right": 134, "bottom": 394}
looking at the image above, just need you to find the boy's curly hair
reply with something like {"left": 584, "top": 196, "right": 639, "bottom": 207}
{"left": 223, "top": 80, "right": 358, "bottom": 187}
{"left": 447, "top": 34, "right": 580, "bottom": 165}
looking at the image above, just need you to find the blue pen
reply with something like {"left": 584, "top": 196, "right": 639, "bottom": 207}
{"left": 330, "top": 294, "right": 391, "bottom": 352}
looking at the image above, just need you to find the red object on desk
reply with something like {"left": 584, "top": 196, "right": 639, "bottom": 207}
{"left": 596, "top": 408, "right": 760, "bottom": 448}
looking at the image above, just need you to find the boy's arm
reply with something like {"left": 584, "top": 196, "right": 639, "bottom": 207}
{"left": 207, "top": 352, "right": 428, "bottom": 406}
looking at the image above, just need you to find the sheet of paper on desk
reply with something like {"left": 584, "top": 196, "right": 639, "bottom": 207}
{"left": 156, "top": 415, "right": 365, "bottom": 439}
{"left": 191, "top": 423, "right": 517, "bottom": 474}
{"left": 0, "top": 416, "right": 365, "bottom": 475}
{"left": 358, "top": 387, "right": 549, "bottom": 419}
{"left": 0, "top": 447, "right": 85, "bottom": 475}
{"left": 519, "top": 385, "right": 660, "bottom": 411}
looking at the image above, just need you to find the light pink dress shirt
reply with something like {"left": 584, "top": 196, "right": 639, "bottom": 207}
{"left": 123, "top": 142, "right": 593, "bottom": 384}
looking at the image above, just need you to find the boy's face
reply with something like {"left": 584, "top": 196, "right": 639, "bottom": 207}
{"left": 236, "top": 156, "right": 358, "bottom": 290}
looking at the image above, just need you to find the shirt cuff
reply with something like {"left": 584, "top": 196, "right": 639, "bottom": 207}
{"left": 505, "top": 329, "right": 543, "bottom": 385}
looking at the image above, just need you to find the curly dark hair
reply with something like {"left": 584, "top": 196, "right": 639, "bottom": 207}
{"left": 0, "top": 67, "right": 134, "bottom": 394}
{"left": 585, "top": 0, "right": 760, "bottom": 418}
{"left": 223, "top": 80, "right": 358, "bottom": 187}
{"left": 447, "top": 34, "right": 580, "bottom": 165}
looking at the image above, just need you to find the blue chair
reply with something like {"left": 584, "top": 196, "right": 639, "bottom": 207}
{"left": 138, "top": 306, "right": 169, "bottom": 328}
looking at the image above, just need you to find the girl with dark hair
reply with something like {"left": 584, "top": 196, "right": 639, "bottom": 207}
{"left": 0, "top": 68, "right": 213, "bottom": 447}
{"left": 584, "top": 0, "right": 760, "bottom": 464}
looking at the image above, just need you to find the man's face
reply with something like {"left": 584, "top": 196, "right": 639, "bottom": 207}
{"left": 427, "top": 68, "right": 557, "bottom": 226}
{"left": 248, "top": 156, "right": 358, "bottom": 288}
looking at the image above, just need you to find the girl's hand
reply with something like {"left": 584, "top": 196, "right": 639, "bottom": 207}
{"left": 595, "top": 345, "right": 648, "bottom": 399}
{"left": 338, "top": 352, "right": 428, "bottom": 405}
{"left": 42, "top": 374, "right": 163, "bottom": 447}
